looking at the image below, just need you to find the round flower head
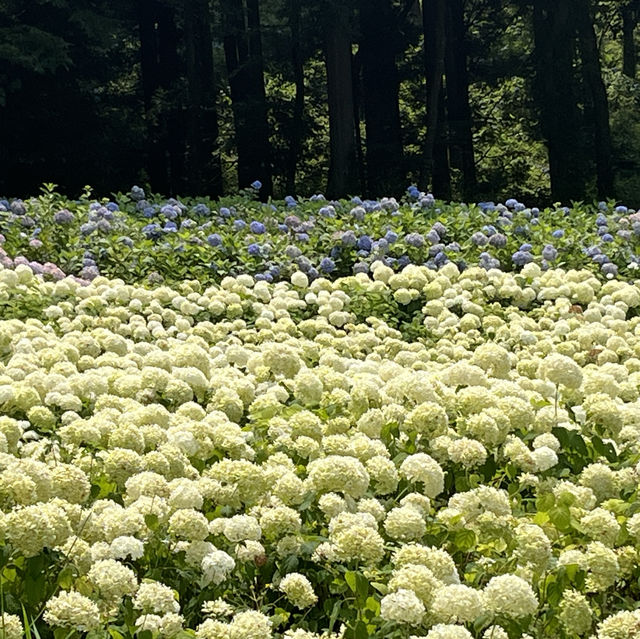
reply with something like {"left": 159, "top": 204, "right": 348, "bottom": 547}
{"left": 422, "top": 625, "right": 473, "bottom": 639}
{"left": 44, "top": 591, "right": 101, "bottom": 632}
{"left": 278, "top": 572, "right": 318, "bottom": 609}
{"left": 380, "top": 589, "right": 425, "bottom": 625}
{"left": 483, "top": 574, "right": 538, "bottom": 618}
{"left": 539, "top": 353, "right": 583, "bottom": 388}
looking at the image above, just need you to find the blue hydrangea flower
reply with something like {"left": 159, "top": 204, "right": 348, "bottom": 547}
{"left": 285, "top": 196, "right": 297, "bottom": 207}
{"left": 296, "top": 232, "right": 309, "bottom": 242}
{"left": 426, "top": 229, "right": 440, "bottom": 244}
{"left": 251, "top": 180, "right": 262, "bottom": 189}
{"left": 163, "top": 222, "right": 177, "bottom": 232}
{"left": 233, "top": 219, "right": 247, "bottom": 231}
{"left": 341, "top": 231, "right": 357, "bottom": 247}
{"left": 488, "top": 233, "right": 507, "bottom": 248}
{"left": 353, "top": 262, "right": 369, "bottom": 274}
{"left": 471, "top": 232, "right": 489, "bottom": 247}
{"left": 219, "top": 207, "right": 231, "bottom": 217}
{"left": 130, "top": 185, "right": 145, "bottom": 201}
{"left": 207, "top": 234, "right": 222, "bottom": 247}
{"left": 250, "top": 221, "right": 266, "bottom": 234}
{"left": 357, "top": 235, "right": 372, "bottom": 251}
{"left": 602, "top": 263, "right": 618, "bottom": 276}
{"left": 106, "top": 202, "right": 119, "bottom": 212}
{"left": 385, "top": 230, "right": 398, "bottom": 243}
{"left": 542, "top": 244, "right": 557, "bottom": 261}
{"left": 519, "top": 243, "right": 533, "bottom": 252}
{"left": 505, "top": 198, "right": 518, "bottom": 208}
{"left": 181, "top": 219, "right": 196, "bottom": 229}
{"left": 397, "top": 255, "right": 411, "bottom": 267}
{"left": 350, "top": 206, "right": 366, "bottom": 220}
{"left": 552, "top": 229, "right": 564, "bottom": 238}
{"left": 192, "top": 203, "right": 210, "bottom": 216}
{"left": 434, "top": 251, "right": 447, "bottom": 266}
{"left": 248, "top": 243, "right": 261, "bottom": 256}
{"left": 319, "top": 206, "right": 336, "bottom": 217}
{"left": 601, "top": 232, "right": 614, "bottom": 242}
{"left": 447, "top": 242, "right": 461, "bottom": 252}
{"left": 54, "top": 209, "right": 74, "bottom": 224}
{"left": 615, "top": 205, "right": 628, "bottom": 214}
{"left": 161, "top": 205, "right": 178, "bottom": 220}
{"left": 285, "top": 245, "right": 302, "bottom": 258}
{"left": 432, "top": 222, "right": 447, "bottom": 237}
{"left": 512, "top": 250, "right": 533, "bottom": 266}
{"left": 278, "top": 223, "right": 288, "bottom": 232}
{"left": 405, "top": 232, "right": 425, "bottom": 248}
{"left": 319, "top": 257, "right": 336, "bottom": 273}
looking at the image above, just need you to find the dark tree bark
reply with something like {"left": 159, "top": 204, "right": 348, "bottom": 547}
{"left": 183, "top": 0, "right": 223, "bottom": 196}
{"left": 223, "top": 0, "right": 273, "bottom": 196}
{"left": 138, "top": 0, "right": 185, "bottom": 195}
{"left": 622, "top": 1, "right": 638, "bottom": 78}
{"left": 285, "top": 0, "right": 305, "bottom": 194}
{"left": 423, "top": 0, "right": 451, "bottom": 198}
{"left": 325, "top": 2, "right": 360, "bottom": 198}
{"left": 444, "top": 0, "right": 476, "bottom": 201}
{"left": 352, "top": 50, "right": 367, "bottom": 193}
{"left": 573, "top": 0, "right": 614, "bottom": 199}
{"left": 359, "top": 0, "right": 404, "bottom": 197}
{"left": 532, "top": 0, "right": 587, "bottom": 203}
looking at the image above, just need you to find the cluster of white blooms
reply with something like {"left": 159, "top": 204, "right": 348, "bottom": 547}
{"left": 0, "top": 262, "right": 640, "bottom": 636}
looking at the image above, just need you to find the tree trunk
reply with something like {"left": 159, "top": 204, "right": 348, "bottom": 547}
{"left": 532, "top": 0, "right": 586, "bottom": 203}
{"left": 285, "top": 0, "right": 304, "bottom": 194}
{"left": 444, "top": 0, "right": 476, "bottom": 201}
{"left": 223, "top": 0, "right": 273, "bottom": 197}
{"left": 183, "top": 0, "right": 223, "bottom": 196}
{"left": 423, "top": 0, "right": 450, "bottom": 198}
{"left": 573, "top": 0, "right": 614, "bottom": 198}
{"left": 138, "top": 0, "right": 184, "bottom": 195}
{"left": 325, "top": 2, "right": 359, "bottom": 198}
{"left": 622, "top": 1, "right": 638, "bottom": 78}
{"left": 359, "top": 0, "right": 404, "bottom": 197}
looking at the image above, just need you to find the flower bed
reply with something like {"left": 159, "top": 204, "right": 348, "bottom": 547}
{"left": 0, "top": 259, "right": 638, "bottom": 638}
{"left": 1, "top": 185, "right": 640, "bottom": 286}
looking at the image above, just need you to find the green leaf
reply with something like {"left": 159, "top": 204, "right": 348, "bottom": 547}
{"left": 549, "top": 506, "right": 572, "bottom": 531}
{"left": 345, "top": 571, "right": 358, "bottom": 594}
{"left": 536, "top": 492, "right": 555, "bottom": 512}
{"left": 454, "top": 529, "right": 477, "bottom": 551}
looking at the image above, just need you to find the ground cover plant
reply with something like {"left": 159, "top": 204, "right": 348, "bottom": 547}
{"left": 2, "top": 185, "right": 640, "bottom": 289}
{"left": 0, "top": 249, "right": 639, "bottom": 638}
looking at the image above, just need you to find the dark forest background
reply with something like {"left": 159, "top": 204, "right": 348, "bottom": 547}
{"left": 2, "top": 0, "right": 640, "bottom": 205}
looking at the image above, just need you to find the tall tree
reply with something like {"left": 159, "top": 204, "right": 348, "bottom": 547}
{"left": 223, "top": 0, "right": 273, "bottom": 196}
{"left": 358, "top": 0, "right": 404, "bottom": 197}
{"left": 622, "top": 0, "right": 638, "bottom": 78}
{"left": 532, "top": 0, "right": 587, "bottom": 202}
{"left": 444, "top": 0, "right": 476, "bottom": 200}
{"left": 423, "top": 0, "right": 451, "bottom": 198}
{"left": 138, "top": 0, "right": 185, "bottom": 195}
{"left": 183, "top": 0, "right": 223, "bottom": 196}
{"left": 325, "top": 1, "right": 360, "bottom": 198}
{"left": 573, "top": 0, "right": 614, "bottom": 198}
{"left": 285, "top": 0, "right": 305, "bottom": 194}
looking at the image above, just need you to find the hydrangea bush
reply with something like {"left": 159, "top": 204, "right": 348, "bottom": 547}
{"left": 2, "top": 184, "right": 640, "bottom": 286}
{"left": 0, "top": 257, "right": 639, "bottom": 639}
